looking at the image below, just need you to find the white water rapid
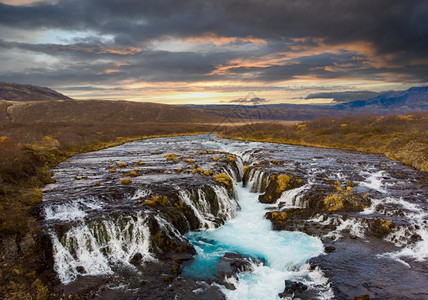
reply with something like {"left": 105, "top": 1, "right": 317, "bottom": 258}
{"left": 184, "top": 181, "right": 330, "bottom": 299}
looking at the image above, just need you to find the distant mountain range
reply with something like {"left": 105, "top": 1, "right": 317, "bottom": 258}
{"left": 191, "top": 87, "right": 428, "bottom": 121}
{"left": 0, "top": 82, "right": 426, "bottom": 122}
{"left": 334, "top": 87, "right": 428, "bottom": 112}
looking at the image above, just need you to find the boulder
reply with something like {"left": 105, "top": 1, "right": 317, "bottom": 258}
{"left": 215, "top": 253, "right": 263, "bottom": 289}
{"left": 278, "top": 280, "right": 308, "bottom": 298}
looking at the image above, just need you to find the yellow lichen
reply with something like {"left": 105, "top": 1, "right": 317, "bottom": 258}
{"left": 164, "top": 153, "right": 180, "bottom": 160}
{"left": 203, "top": 170, "right": 213, "bottom": 176}
{"left": 323, "top": 194, "right": 344, "bottom": 211}
{"left": 121, "top": 178, "right": 132, "bottom": 184}
{"left": 214, "top": 173, "right": 232, "bottom": 187}
{"left": 276, "top": 174, "right": 291, "bottom": 193}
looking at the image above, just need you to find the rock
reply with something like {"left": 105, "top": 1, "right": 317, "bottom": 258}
{"left": 18, "top": 233, "right": 35, "bottom": 255}
{"left": 355, "top": 294, "right": 370, "bottom": 300}
{"left": 259, "top": 173, "right": 302, "bottom": 204}
{"left": 367, "top": 218, "right": 395, "bottom": 238}
{"left": 130, "top": 253, "right": 143, "bottom": 266}
{"left": 215, "top": 253, "right": 263, "bottom": 289}
{"left": 278, "top": 280, "right": 308, "bottom": 298}
{"left": 325, "top": 246, "right": 336, "bottom": 253}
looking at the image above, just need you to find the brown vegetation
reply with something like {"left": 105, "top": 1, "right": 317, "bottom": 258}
{"left": 219, "top": 113, "right": 428, "bottom": 172}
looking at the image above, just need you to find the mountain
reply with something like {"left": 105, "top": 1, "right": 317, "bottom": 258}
{"left": 0, "top": 82, "right": 72, "bottom": 101}
{"left": 334, "top": 87, "right": 428, "bottom": 112}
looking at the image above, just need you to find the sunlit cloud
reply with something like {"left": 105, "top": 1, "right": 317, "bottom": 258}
{"left": 0, "top": 0, "right": 426, "bottom": 103}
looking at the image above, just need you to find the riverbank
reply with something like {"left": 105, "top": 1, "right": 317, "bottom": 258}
{"left": 218, "top": 113, "right": 428, "bottom": 172}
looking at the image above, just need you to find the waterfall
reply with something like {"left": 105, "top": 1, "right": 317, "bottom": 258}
{"left": 273, "top": 183, "right": 311, "bottom": 209}
{"left": 247, "top": 168, "right": 267, "bottom": 193}
{"left": 51, "top": 212, "right": 154, "bottom": 284}
{"left": 211, "top": 185, "right": 238, "bottom": 221}
{"left": 179, "top": 189, "right": 215, "bottom": 230}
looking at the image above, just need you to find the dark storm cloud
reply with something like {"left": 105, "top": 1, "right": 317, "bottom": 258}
{"left": 1, "top": 0, "right": 426, "bottom": 57}
{"left": 305, "top": 91, "right": 382, "bottom": 103}
{"left": 0, "top": 0, "right": 427, "bottom": 89}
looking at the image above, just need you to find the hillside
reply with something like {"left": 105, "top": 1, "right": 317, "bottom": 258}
{"left": 0, "top": 82, "right": 71, "bottom": 101}
{"left": 220, "top": 113, "right": 428, "bottom": 172}
{"left": 3, "top": 99, "right": 224, "bottom": 123}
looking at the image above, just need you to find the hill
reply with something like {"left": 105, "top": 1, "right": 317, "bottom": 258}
{"left": 2, "top": 99, "right": 224, "bottom": 123}
{"left": 0, "top": 82, "right": 71, "bottom": 101}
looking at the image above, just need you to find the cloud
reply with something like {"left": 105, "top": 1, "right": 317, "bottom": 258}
{"left": 228, "top": 92, "right": 269, "bottom": 105}
{"left": 305, "top": 91, "right": 382, "bottom": 103}
{"left": 0, "top": 0, "right": 426, "bottom": 101}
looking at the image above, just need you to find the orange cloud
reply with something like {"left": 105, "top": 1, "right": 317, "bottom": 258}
{"left": 211, "top": 38, "right": 402, "bottom": 77}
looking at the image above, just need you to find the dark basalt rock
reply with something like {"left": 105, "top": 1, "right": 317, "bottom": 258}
{"left": 366, "top": 218, "right": 395, "bottom": 238}
{"left": 325, "top": 246, "right": 336, "bottom": 253}
{"left": 278, "top": 280, "right": 309, "bottom": 298}
{"left": 259, "top": 173, "right": 303, "bottom": 204}
{"left": 215, "top": 252, "right": 264, "bottom": 290}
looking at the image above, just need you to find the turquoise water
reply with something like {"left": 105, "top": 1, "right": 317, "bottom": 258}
{"left": 184, "top": 183, "right": 324, "bottom": 299}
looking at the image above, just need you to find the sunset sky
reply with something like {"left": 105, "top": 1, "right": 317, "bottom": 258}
{"left": 0, "top": 0, "right": 427, "bottom": 104}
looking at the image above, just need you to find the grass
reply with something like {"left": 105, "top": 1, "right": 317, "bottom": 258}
{"left": 219, "top": 113, "right": 428, "bottom": 172}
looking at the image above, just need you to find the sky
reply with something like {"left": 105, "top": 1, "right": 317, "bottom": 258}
{"left": 0, "top": 0, "right": 427, "bottom": 104}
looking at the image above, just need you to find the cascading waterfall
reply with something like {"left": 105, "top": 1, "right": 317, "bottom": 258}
{"left": 273, "top": 183, "right": 311, "bottom": 209}
{"left": 51, "top": 212, "right": 154, "bottom": 284}
{"left": 246, "top": 168, "right": 268, "bottom": 193}
{"left": 184, "top": 156, "right": 329, "bottom": 299}
{"left": 179, "top": 189, "right": 216, "bottom": 230}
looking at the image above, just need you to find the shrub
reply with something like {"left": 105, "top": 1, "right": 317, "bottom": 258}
{"left": 165, "top": 153, "right": 180, "bottom": 160}
{"left": 276, "top": 174, "right": 291, "bottom": 193}
{"left": 117, "top": 162, "right": 128, "bottom": 168}
{"left": 214, "top": 173, "right": 232, "bottom": 187}
{"left": 121, "top": 178, "right": 132, "bottom": 184}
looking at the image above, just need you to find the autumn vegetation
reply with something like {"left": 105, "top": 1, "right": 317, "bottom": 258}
{"left": 219, "top": 113, "right": 428, "bottom": 172}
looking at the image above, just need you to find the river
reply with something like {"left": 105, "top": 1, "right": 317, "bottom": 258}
{"left": 41, "top": 134, "right": 428, "bottom": 299}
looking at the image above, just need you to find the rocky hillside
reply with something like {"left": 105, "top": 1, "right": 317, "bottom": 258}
{"left": 0, "top": 82, "right": 72, "bottom": 101}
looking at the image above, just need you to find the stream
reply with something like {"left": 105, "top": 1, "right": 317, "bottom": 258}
{"left": 41, "top": 134, "right": 428, "bottom": 299}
